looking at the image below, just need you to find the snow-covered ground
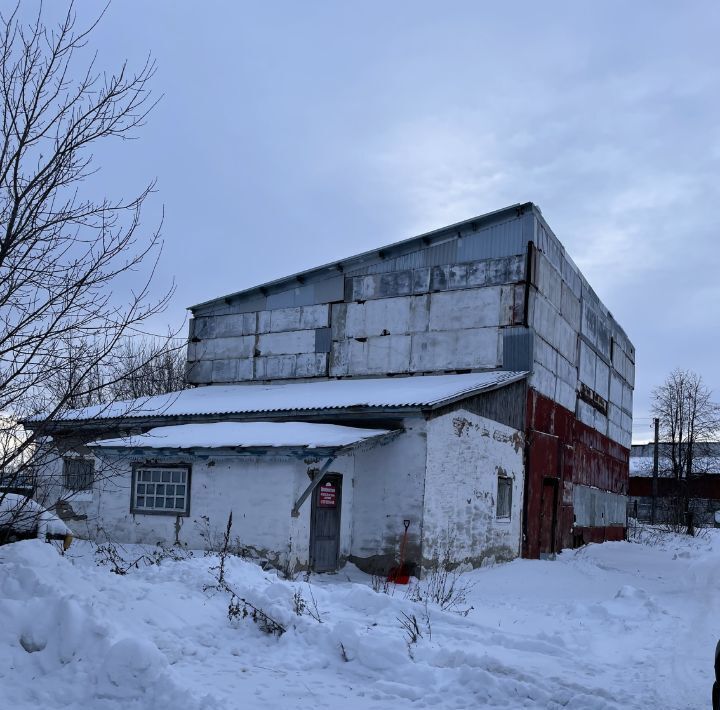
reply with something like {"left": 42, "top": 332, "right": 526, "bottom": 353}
{"left": 1, "top": 527, "right": 717, "bottom": 709}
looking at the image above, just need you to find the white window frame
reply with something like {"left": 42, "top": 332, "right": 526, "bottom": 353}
{"left": 131, "top": 465, "right": 190, "bottom": 516}
{"left": 496, "top": 475, "right": 512, "bottom": 520}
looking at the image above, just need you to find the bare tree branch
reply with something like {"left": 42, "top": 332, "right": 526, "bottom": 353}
{"left": 0, "top": 3, "right": 177, "bottom": 529}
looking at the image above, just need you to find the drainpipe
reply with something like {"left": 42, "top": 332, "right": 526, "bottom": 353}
{"left": 291, "top": 455, "right": 336, "bottom": 518}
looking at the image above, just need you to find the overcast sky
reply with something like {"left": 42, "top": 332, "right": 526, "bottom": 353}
{"left": 32, "top": 2, "right": 720, "bottom": 443}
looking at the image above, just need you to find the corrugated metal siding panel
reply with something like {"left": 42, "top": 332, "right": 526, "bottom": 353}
{"left": 194, "top": 293, "right": 267, "bottom": 317}
{"left": 503, "top": 328, "right": 534, "bottom": 371}
{"left": 314, "top": 327, "right": 332, "bottom": 353}
{"left": 345, "top": 216, "right": 526, "bottom": 277}
{"left": 431, "top": 379, "right": 527, "bottom": 431}
{"left": 345, "top": 251, "right": 429, "bottom": 277}
{"left": 457, "top": 218, "right": 528, "bottom": 261}
{"left": 424, "top": 239, "right": 458, "bottom": 267}
{"left": 534, "top": 222, "right": 563, "bottom": 272}
{"left": 264, "top": 276, "right": 346, "bottom": 309}
{"left": 343, "top": 242, "right": 456, "bottom": 276}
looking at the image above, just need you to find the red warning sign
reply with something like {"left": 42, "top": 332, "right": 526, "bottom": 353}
{"left": 318, "top": 482, "right": 337, "bottom": 507}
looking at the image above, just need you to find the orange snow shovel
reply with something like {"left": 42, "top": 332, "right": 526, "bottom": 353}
{"left": 387, "top": 519, "right": 411, "bottom": 584}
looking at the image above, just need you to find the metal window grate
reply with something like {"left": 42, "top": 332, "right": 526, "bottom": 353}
{"left": 133, "top": 467, "right": 189, "bottom": 514}
{"left": 63, "top": 458, "right": 94, "bottom": 491}
{"left": 496, "top": 476, "right": 512, "bottom": 519}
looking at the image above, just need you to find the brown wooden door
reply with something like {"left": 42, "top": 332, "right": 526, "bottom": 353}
{"left": 524, "top": 430, "right": 560, "bottom": 559}
{"left": 539, "top": 477, "right": 559, "bottom": 556}
{"left": 310, "top": 474, "right": 342, "bottom": 572}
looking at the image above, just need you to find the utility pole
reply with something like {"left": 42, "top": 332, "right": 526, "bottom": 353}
{"left": 651, "top": 417, "right": 659, "bottom": 525}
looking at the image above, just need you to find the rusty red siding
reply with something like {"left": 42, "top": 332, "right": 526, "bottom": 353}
{"left": 523, "top": 389, "right": 630, "bottom": 558}
{"left": 629, "top": 475, "right": 720, "bottom": 499}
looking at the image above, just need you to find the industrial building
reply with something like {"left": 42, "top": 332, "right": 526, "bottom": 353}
{"left": 35, "top": 202, "right": 634, "bottom": 572}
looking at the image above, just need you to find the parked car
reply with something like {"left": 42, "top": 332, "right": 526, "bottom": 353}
{"left": 0, "top": 493, "right": 73, "bottom": 549}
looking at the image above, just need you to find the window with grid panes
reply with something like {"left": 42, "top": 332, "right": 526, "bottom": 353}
{"left": 132, "top": 466, "right": 190, "bottom": 514}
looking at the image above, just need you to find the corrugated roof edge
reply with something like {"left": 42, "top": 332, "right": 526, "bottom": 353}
{"left": 28, "top": 371, "right": 528, "bottom": 427}
{"left": 88, "top": 425, "right": 402, "bottom": 454}
{"left": 188, "top": 202, "right": 535, "bottom": 312}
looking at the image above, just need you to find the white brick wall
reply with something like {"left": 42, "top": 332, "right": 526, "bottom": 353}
{"left": 423, "top": 409, "right": 524, "bottom": 566}
{"left": 350, "top": 421, "right": 428, "bottom": 569}
{"left": 80, "top": 454, "right": 311, "bottom": 568}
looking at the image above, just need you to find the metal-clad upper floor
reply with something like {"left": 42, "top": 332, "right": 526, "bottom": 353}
{"left": 190, "top": 202, "right": 535, "bottom": 315}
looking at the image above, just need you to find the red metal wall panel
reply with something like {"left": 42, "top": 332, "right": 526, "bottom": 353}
{"left": 629, "top": 475, "right": 720, "bottom": 499}
{"left": 524, "top": 430, "right": 560, "bottom": 558}
{"left": 523, "top": 389, "right": 630, "bottom": 559}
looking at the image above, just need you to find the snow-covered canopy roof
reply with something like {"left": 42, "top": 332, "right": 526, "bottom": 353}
{"left": 89, "top": 421, "right": 393, "bottom": 451}
{"left": 38, "top": 371, "right": 526, "bottom": 423}
{"left": 0, "top": 493, "right": 71, "bottom": 536}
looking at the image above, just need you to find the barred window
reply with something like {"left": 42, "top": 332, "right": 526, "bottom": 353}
{"left": 496, "top": 476, "right": 512, "bottom": 519}
{"left": 132, "top": 466, "right": 190, "bottom": 515}
{"left": 63, "top": 458, "right": 94, "bottom": 491}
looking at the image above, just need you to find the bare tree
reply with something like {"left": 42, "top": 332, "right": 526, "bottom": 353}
{"left": 107, "top": 335, "right": 187, "bottom": 401}
{"left": 0, "top": 4, "right": 173, "bottom": 526}
{"left": 651, "top": 369, "right": 720, "bottom": 533}
{"left": 652, "top": 369, "right": 719, "bottom": 479}
{"left": 43, "top": 334, "right": 188, "bottom": 410}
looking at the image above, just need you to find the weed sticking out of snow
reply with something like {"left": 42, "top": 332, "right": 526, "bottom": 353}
{"left": 204, "top": 512, "right": 286, "bottom": 636}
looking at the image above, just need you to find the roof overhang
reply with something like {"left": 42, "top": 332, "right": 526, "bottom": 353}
{"left": 88, "top": 421, "right": 399, "bottom": 456}
{"left": 28, "top": 371, "right": 528, "bottom": 433}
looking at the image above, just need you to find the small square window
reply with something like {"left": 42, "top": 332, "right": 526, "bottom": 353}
{"left": 496, "top": 476, "right": 512, "bottom": 519}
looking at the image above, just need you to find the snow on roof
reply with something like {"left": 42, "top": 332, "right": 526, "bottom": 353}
{"left": 0, "top": 493, "right": 71, "bottom": 536}
{"left": 45, "top": 371, "right": 527, "bottom": 423}
{"left": 89, "top": 421, "right": 393, "bottom": 451}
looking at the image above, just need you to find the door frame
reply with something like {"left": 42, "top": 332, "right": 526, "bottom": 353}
{"left": 309, "top": 473, "right": 343, "bottom": 572}
{"left": 539, "top": 476, "right": 559, "bottom": 556}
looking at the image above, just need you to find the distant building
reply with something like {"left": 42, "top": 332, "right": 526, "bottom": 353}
{"left": 628, "top": 442, "right": 720, "bottom": 525}
{"left": 30, "top": 202, "right": 634, "bottom": 573}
